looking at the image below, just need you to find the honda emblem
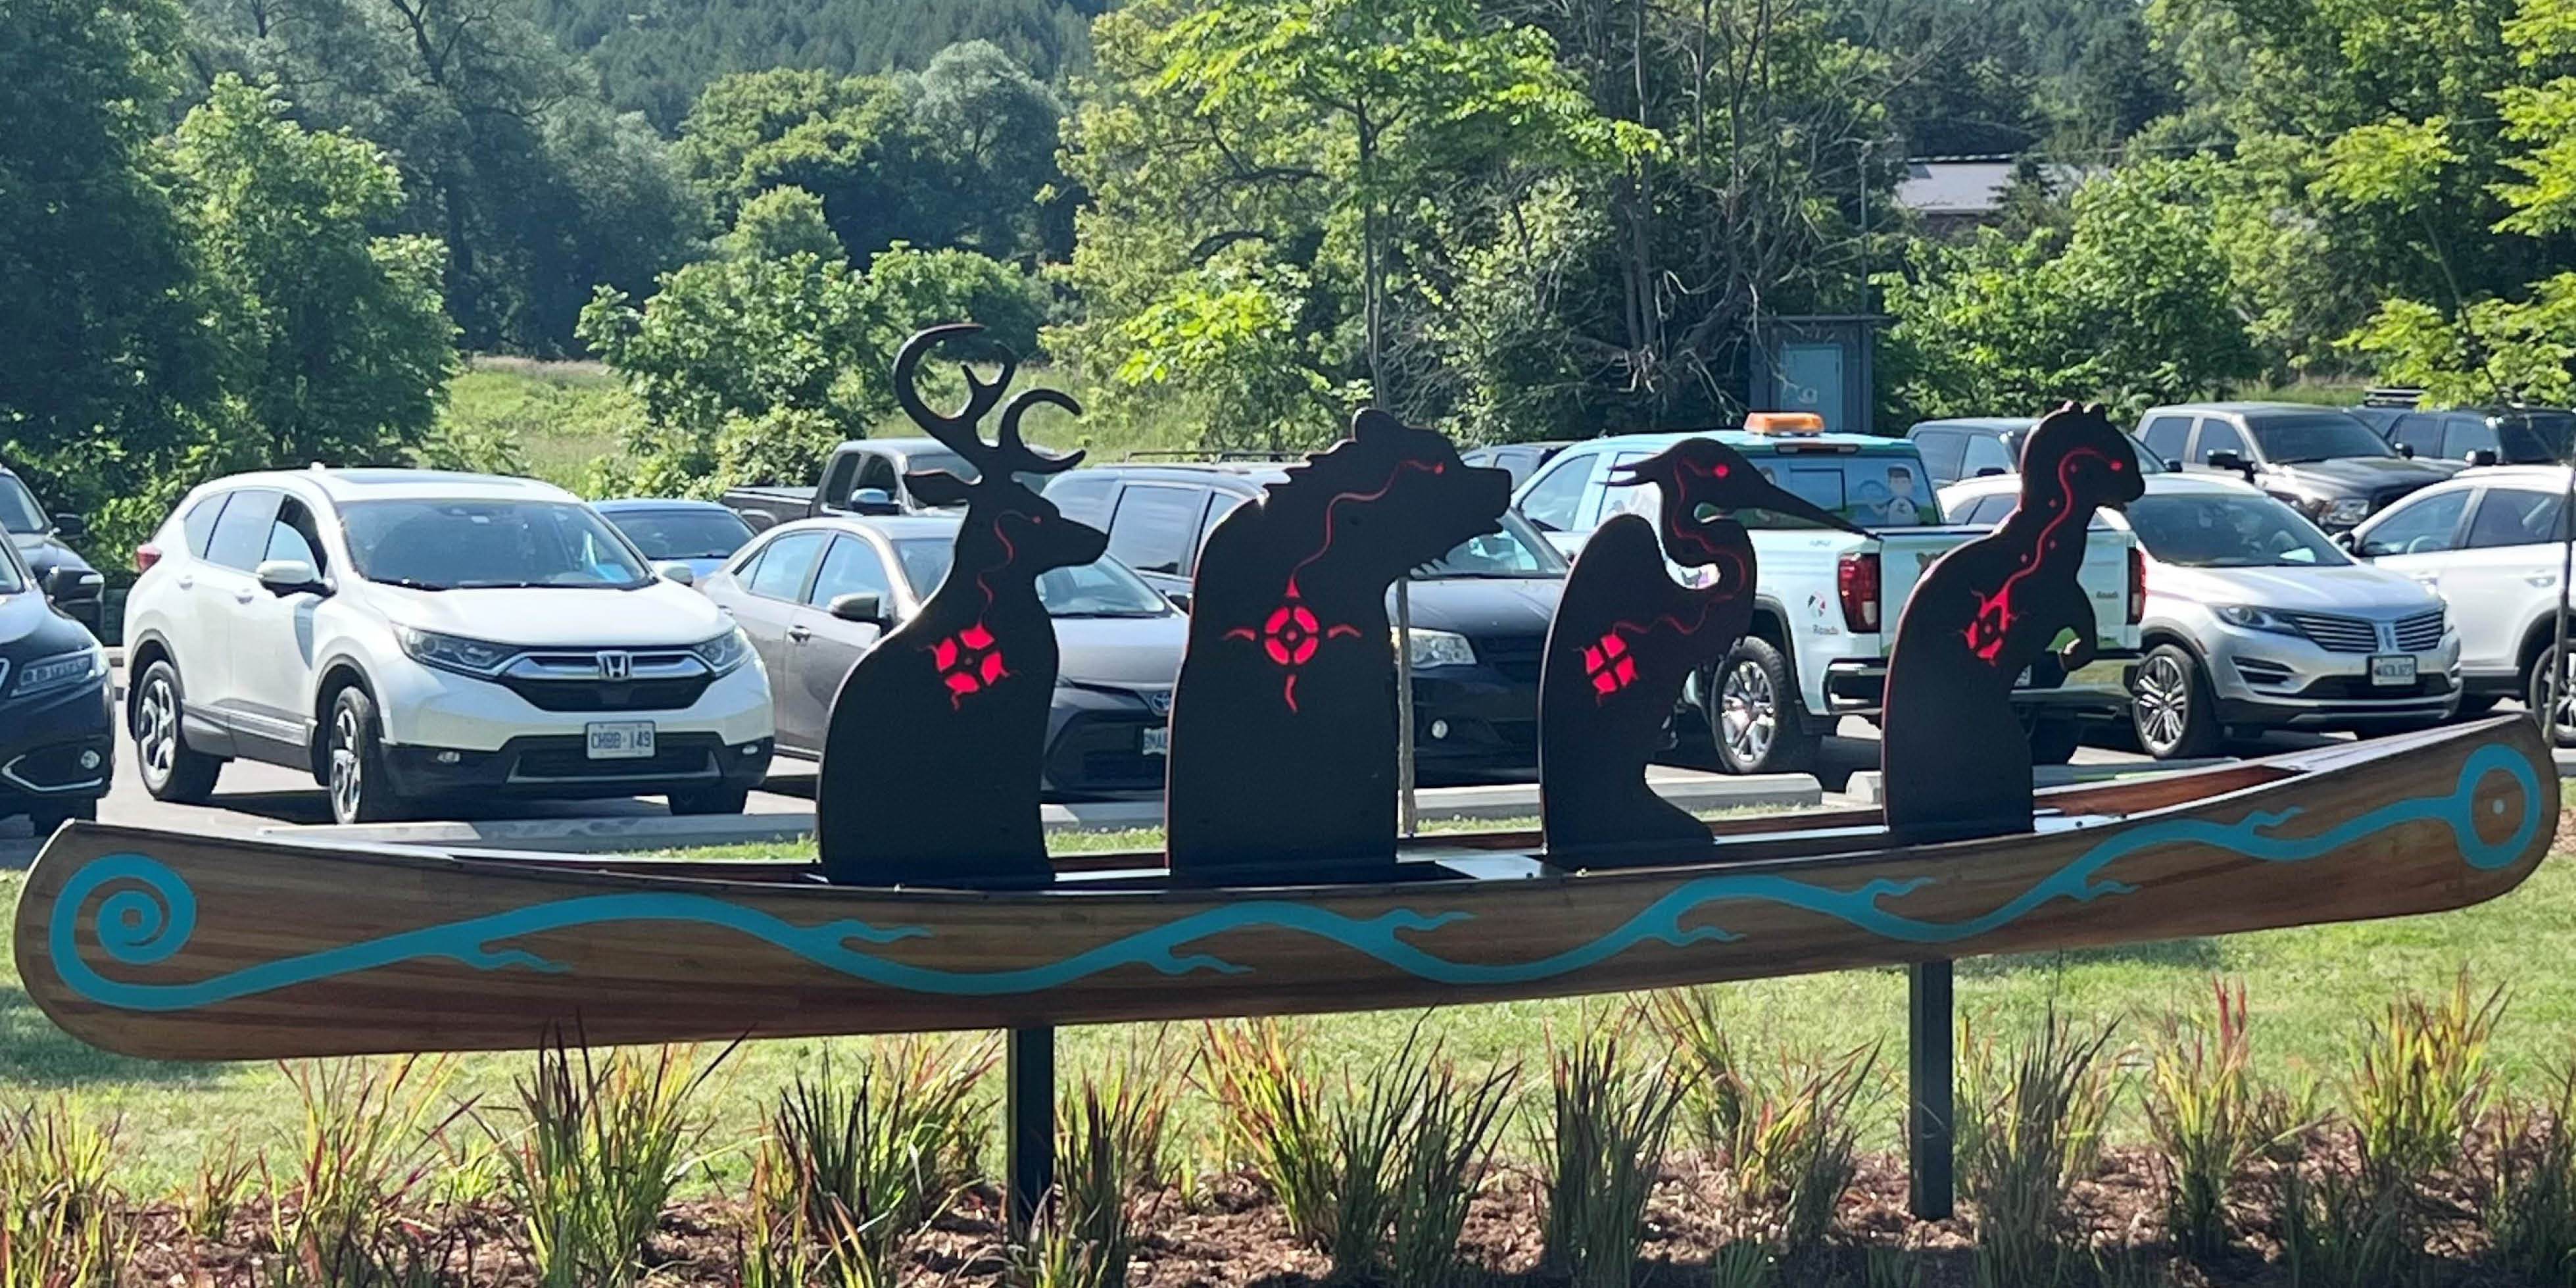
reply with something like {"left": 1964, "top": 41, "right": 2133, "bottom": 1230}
{"left": 598, "top": 651, "right": 633, "bottom": 681}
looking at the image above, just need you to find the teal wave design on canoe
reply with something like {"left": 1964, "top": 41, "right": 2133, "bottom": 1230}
{"left": 49, "top": 745, "right": 2541, "bottom": 1012}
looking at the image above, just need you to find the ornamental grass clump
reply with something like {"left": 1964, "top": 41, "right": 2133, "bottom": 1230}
{"left": 268, "top": 1056, "right": 469, "bottom": 1282}
{"left": 2485, "top": 1060, "right": 2576, "bottom": 1284}
{"left": 1386, "top": 1056, "right": 1516, "bottom": 1288}
{"left": 2344, "top": 971, "right": 2502, "bottom": 1189}
{"left": 2143, "top": 980, "right": 2298, "bottom": 1259}
{"left": 0, "top": 1099, "right": 129, "bottom": 1288}
{"left": 1958, "top": 1010, "right": 2120, "bottom": 1287}
{"left": 766, "top": 1036, "right": 997, "bottom": 1278}
{"left": 1049, "top": 1047, "right": 1178, "bottom": 1288}
{"left": 1196, "top": 1020, "right": 1335, "bottom": 1246}
{"left": 1538, "top": 1023, "right": 1684, "bottom": 1288}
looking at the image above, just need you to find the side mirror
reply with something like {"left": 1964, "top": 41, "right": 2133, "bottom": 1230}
{"left": 1165, "top": 590, "right": 1193, "bottom": 612}
{"left": 2397, "top": 443, "right": 2416, "bottom": 458}
{"left": 654, "top": 561, "right": 696, "bottom": 587}
{"left": 255, "top": 558, "right": 326, "bottom": 597}
{"left": 2333, "top": 531, "right": 2359, "bottom": 553}
{"left": 848, "top": 487, "right": 899, "bottom": 516}
{"left": 49, "top": 513, "right": 85, "bottom": 539}
{"left": 2162, "top": 458, "right": 2183, "bottom": 472}
{"left": 1975, "top": 466, "right": 2006, "bottom": 478}
{"left": 2205, "top": 451, "right": 2258, "bottom": 482}
{"left": 40, "top": 566, "right": 99, "bottom": 599}
{"left": 2468, "top": 449, "right": 2501, "bottom": 468}
{"left": 829, "top": 592, "right": 888, "bottom": 626}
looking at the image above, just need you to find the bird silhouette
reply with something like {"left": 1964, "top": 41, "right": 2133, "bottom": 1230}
{"left": 1539, "top": 437, "right": 1870, "bottom": 863}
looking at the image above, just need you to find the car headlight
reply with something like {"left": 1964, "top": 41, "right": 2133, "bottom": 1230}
{"left": 2213, "top": 605, "right": 2300, "bottom": 635}
{"left": 692, "top": 627, "right": 754, "bottom": 676}
{"left": 2321, "top": 497, "right": 2373, "bottom": 526}
{"left": 1396, "top": 627, "right": 1478, "bottom": 668}
{"left": 12, "top": 646, "right": 104, "bottom": 697}
{"left": 395, "top": 626, "right": 518, "bottom": 676}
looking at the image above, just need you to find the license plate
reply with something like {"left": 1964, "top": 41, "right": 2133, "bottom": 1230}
{"left": 585, "top": 721, "right": 656, "bottom": 759}
{"left": 2368, "top": 655, "right": 2418, "bottom": 687}
{"left": 1140, "top": 726, "right": 1170, "bottom": 756}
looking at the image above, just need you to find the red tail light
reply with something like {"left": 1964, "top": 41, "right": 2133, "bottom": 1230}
{"left": 2127, "top": 545, "right": 2147, "bottom": 625}
{"left": 1837, "top": 551, "right": 1881, "bottom": 633}
{"left": 134, "top": 543, "right": 161, "bottom": 574}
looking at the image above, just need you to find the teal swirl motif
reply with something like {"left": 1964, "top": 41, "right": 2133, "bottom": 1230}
{"left": 48, "top": 746, "right": 2540, "bottom": 1010}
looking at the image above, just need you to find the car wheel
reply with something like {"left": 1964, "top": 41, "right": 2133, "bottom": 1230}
{"left": 2023, "top": 714, "right": 2083, "bottom": 766}
{"left": 132, "top": 659, "right": 221, "bottom": 803}
{"left": 1711, "top": 637, "right": 1818, "bottom": 775}
{"left": 2526, "top": 647, "right": 2576, "bottom": 747}
{"left": 26, "top": 797, "right": 99, "bottom": 836}
{"left": 2133, "top": 644, "right": 2220, "bottom": 760}
{"left": 668, "top": 785, "right": 751, "bottom": 816}
{"left": 326, "top": 687, "right": 412, "bottom": 826}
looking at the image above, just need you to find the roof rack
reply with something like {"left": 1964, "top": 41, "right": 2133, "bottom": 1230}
{"left": 1117, "top": 449, "right": 1304, "bottom": 462}
{"left": 2362, "top": 387, "right": 2425, "bottom": 409}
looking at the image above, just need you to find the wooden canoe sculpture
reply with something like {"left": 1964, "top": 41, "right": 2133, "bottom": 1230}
{"left": 1538, "top": 438, "right": 1869, "bottom": 863}
{"left": 816, "top": 325, "right": 1096, "bottom": 889}
{"left": 7, "top": 339, "right": 2558, "bottom": 1062}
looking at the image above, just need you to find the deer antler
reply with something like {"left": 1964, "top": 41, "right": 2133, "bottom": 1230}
{"left": 998, "top": 389, "right": 1086, "bottom": 476}
{"left": 892, "top": 324, "right": 1019, "bottom": 468}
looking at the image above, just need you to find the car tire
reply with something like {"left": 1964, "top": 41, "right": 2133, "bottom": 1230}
{"left": 2527, "top": 647, "right": 2576, "bottom": 747}
{"left": 325, "top": 686, "right": 412, "bottom": 826}
{"left": 26, "top": 797, "right": 99, "bottom": 836}
{"left": 132, "top": 659, "right": 222, "bottom": 804}
{"left": 2133, "top": 644, "right": 2221, "bottom": 760}
{"left": 2024, "top": 714, "right": 2083, "bottom": 766}
{"left": 668, "top": 785, "right": 751, "bottom": 816}
{"left": 1711, "top": 637, "right": 1818, "bottom": 775}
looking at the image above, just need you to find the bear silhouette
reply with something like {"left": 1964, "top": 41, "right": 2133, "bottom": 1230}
{"left": 1880, "top": 403, "right": 2145, "bottom": 843}
{"left": 1165, "top": 409, "right": 1512, "bottom": 883}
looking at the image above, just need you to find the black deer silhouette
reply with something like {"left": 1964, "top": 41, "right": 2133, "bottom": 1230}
{"left": 816, "top": 324, "right": 1100, "bottom": 888}
{"left": 1539, "top": 438, "right": 1868, "bottom": 862}
{"left": 1164, "top": 409, "right": 1512, "bottom": 884}
{"left": 1880, "top": 403, "right": 2143, "bottom": 843}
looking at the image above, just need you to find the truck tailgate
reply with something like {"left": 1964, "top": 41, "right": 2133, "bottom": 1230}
{"left": 1875, "top": 524, "right": 2138, "bottom": 656}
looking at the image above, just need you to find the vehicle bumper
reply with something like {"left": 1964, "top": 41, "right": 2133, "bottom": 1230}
{"left": 382, "top": 733, "right": 775, "bottom": 801}
{"left": 0, "top": 676, "right": 114, "bottom": 814}
{"left": 374, "top": 656, "right": 777, "bottom": 754}
{"left": 1042, "top": 683, "right": 1170, "bottom": 798}
{"left": 2195, "top": 626, "right": 2462, "bottom": 730}
{"left": 1409, "top": 662, "right": 1538, "bottom": 778}
{"left": 1822, "top": 654, "right": 2139, "bottom": 721}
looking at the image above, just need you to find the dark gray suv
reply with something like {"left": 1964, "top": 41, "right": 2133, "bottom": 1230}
{"left": 2135, "top": 403, "right": 2456, "bottom": 531}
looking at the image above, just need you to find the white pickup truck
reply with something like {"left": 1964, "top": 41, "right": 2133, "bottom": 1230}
{"left": 1511, "top": 422, "right": 2143, "bottom": 774}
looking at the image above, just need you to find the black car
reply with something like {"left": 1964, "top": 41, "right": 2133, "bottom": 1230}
{"left": 2134, "top": 402, "right": 2457, "bottom": 530}
{"left": 2350, "top": 401, "right": 2576, "bottom": 466}
{"left": 1462, "top": 441, "right": 1575, "bottom": 488}
{"left": 0, "top": 537, "right": 112, "bottom": 833}
{"left": 1044, "top": 463, "right": 1566, "bottom": 780}
{"left": 0, "top": 466, "right": 103, "bottom": 633}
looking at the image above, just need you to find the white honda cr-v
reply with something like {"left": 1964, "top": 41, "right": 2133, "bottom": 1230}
{"left": 123, "top": 468, "right": 775, "bottom": 824}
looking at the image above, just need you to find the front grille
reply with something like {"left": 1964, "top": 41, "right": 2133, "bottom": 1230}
{"left": 1474, "top": 635, "right": 1544, "bottom": 685}
{"left": 2281, "top": 612, "right": 2379, "bottom": 653}
{"left": 1045, "top": 712, "right": 1166, "bottom": 793}
{"left": 2392, "top": 608, "right": 2446, "bottom": 652}
{"left": 497, "top": 676, "right": 714, "bottom": 712}
{"left": 512, "top": 741, "right": 718, "bottom": 781}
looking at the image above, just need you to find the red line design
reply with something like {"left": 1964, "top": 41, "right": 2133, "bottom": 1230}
{"left": 1961, "top": 448, "right": 2112, "bottom": 664}
{"left": 924, "top": 514, "right": 1026, "bottom": 708}
{"left": 1225, "top": 456, "right": 1441, "bottom": 712}
{"left": 1591, "top": 547, "right": 1751, "bottom": 705}
{"left": 1282, "top": 458, "right": 1444, "bottom": 598}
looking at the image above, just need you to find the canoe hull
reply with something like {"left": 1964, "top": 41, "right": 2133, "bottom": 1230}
{"left": 16, "top": 718, "right": 2557, "bottom": 1060}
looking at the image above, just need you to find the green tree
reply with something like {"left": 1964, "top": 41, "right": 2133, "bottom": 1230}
{"left": 172, "top": 76, "right": 457, "bottom": 470}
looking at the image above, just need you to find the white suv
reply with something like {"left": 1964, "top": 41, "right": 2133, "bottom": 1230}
{"left": 123, "top": 469, "right": 775, "bottom": 824}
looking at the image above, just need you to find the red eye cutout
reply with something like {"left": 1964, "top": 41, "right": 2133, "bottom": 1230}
{"left": 2109, "top": 459, "right": 2126, "bottom": 472}
{"left": 1714, "top": 464, "right": 1730, "bottom": 477}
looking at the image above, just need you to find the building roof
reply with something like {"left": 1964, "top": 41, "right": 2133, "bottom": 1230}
{"left": 1897, "top": 159, "right": 2099, "bottom": 217}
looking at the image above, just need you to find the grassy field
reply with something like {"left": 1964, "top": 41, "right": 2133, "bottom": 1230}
{"left": 8, "top": 792, "right": 2576, "bottom": 1194}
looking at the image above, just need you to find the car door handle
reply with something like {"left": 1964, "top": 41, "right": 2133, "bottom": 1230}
{"left": 788, "top": 626, "right": 813, "bottom": 643}
{"left": 176, "top": 575, "right": 194, "bottom": 591}
{"left": 233, "top": 588, "right": 256, "bottom": 604}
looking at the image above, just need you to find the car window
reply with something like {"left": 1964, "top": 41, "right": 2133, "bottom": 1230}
{"left": 2498, "top": 411, "right": 2576, "bottom": 462}
{"left": 1959, "top": 433, "right": 2015, "bottom": 478}
{"left": 2139, "top": 416, "right": 2193, "bottom": 462}
{"left": 2466, "top": 488, "right": 2566, "bottom": 549}
{"left": 1200, "top": 493, "right": 1245, "bottom": 551}
{"left": 0, "top": 536, "right": 24, "bottom": 595}
{"left": 2444, "top": 416, "right": 2502, "bottom": 461}
{"left": 181, "top": 493, "right": 231, "bottom": 558}
{"left": 2191, "top": 419, "right": 2248, "bottom": 463}
{"left": 1043, "top": 474, "right": 1119, "bottom": 530}
{"left": 1911, "top": 430, "right": 1966, "bottom": 484}
{"left": 341, "top": 499, "right": 650, "bottom": 589}
{"left": 2358, "top": 489, "right": 2470, "bottom": 557}
{"left": 610, "top": 508, "right": 754, "bottom": 562}
{"left": 1515, "top": 453, "right": 1595, "bottom": 532}
{"left": 807, "top": 534, "right": 897, "bottom": 606}
{"left": 2242, "top": 412, "right": 2391, "bottom": 462}
{"left": 265, "top": 497, "right": 326, "bottom": 572}
{"left": 817, "top": 452, "right": 860, "bottom": 509}
{"left": 1106, "top": 484, "right": 1208, "bottom": 576}
{"left": 743, "top": 531, "right": 829, "bottom": 600}
{"left": 0, "top": 476, "right": 45, "bottom": 535}
{"left": 892, "top": 538, "right": 1173, "bottom": 616}
{"left": 1744, "top": 455, "right": 1933, "bottom": 528}
{"left": 855, "top": 454, "right": 902, "bottom": 504}
{"left": 2124, "top": 492, "right": 2347, "bottom": 567}
{"left": 2388, "top": 414, "right": 2444, "bottom": 458}
{"left": 1964, "top": 495, "right": 2017, "bottom": 525}
{"left": 205, "top": 489, "right": 283, "bottom": 571}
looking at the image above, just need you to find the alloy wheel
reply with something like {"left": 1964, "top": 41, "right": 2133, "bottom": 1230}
{"left": 329, "top": 705, "right": 363, "bottom": 824}
{"left": 2535, "top": 652, "right": 2576, "bottom": 747}
{"left": 1720, "top": 658, "right": 1776, "bottom": 765}
{"left": 135, "top": 677, "right": 178, "bottom": 786}
{"left": 2135, "top": 653, "right": 2189, "bottom": 751}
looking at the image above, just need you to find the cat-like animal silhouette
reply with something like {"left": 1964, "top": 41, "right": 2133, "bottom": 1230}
{"left": 1539, "top": 439, "right": 1869, "bottom": 862}
{"left": 817, "top": 325, "right": 1100, "bottom": 889}
{"left": 1880, "top": 403, "right": 2144, "bottom": 843}
{"left": 1165, "top": 410, "right": 1513, "bottom": 883}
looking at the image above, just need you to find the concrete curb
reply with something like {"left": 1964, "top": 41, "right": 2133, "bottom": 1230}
{"left": 1839, "top": 757, "right": 2235, "bottom": 806}
{"left": 2553, "top": 747, "right": 2576, "bottom": 776}
{"left": 264, "top": 770, "right": 1825, "bottom": 853}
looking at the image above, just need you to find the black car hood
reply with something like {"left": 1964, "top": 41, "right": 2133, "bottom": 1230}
{"left": 9, "top": 532, "right": 95, "bottom": 578}
{"left": 0, "top": 588, "right": 95, "bottom": 658}
{"left": 2264, "top": 456, "right": 2458, "bottom": 495}
{"left": 1382, "top": 576, "right": 1564, "bottom": 639}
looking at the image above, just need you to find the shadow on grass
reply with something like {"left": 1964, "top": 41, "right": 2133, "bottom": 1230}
{"left": 0, "top": 983, "right": 233, "bottom": 1089}
{"left": 1960, "top": 934, "right": 2224, "bottom": 977}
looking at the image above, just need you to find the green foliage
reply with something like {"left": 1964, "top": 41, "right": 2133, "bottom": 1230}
{"left": 484, "top": 1041, "right": 731, "bottom": 1287}
{"left": 1194, "top": 1020, "right": 1338, "bottom": 1246}
{"left": 2485, "top": 1062, "right": 2576, "bottom": 1285}
{"left": 1880, "top": 162, "right": 2261, "bottom": 420}
{"left": 268, "top": 1056, "right": 470, "bottom": 1281}
{"left": 2343, "top": 972, "right": 2503, "bottom": 1187}
{"left": 762, "top": 1037, "right": 995, "bottom": 1277}
{"left": 1957, "top": 1010, "right": 2121, "bottom": 1287}
{"left": 1647, "top": 990, "right": 1876, "bottom": 1257}
{"left": 2142, "top": 981, "right": 2304, "bottom": 1259}
{"left": 1538, "top": 1022, "right": 1684, "bottom": 1288}
{"left": 727, "top": 187, "right": 849, "bottom": 262}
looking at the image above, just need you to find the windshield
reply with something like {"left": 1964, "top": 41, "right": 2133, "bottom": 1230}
{"left": 2247, "top": 414, "right": 2397, "bottom": 464}
{"left": 1754, "top": 456, "right": 1935, "bottom": 528}
{"left": 2012, "top": 432, "right": 2167, "bottom": 474}
{"left": 0, "top": 538, "right": 24, "bottom": 595}
{"left": 1420, "top": 511, "right": 1566, "bottom": 578}
{"left": 902, "top": 451, "right": 1048, "bottom": 500}
{"left": 893, "top": 539, "right": 1175, "bottom": 617}
{"left": 342, "top": 499, "right": 653, "bottom": 590}
{"left": 2124, "top": 493, "right": 2349, "bottom": 568}
{"left": 606, "top": 508, "right": 754, "bottom": 561}
{"left": 2498, "top": 412, "right": 2576, "bottom": 463}
{"left": 0, "top": 477, "right": 45, "bottom": 535}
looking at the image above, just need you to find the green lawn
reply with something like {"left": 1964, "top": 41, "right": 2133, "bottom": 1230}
{"left": 16, "top": 795, "right": 2575, "bottom": 1194}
